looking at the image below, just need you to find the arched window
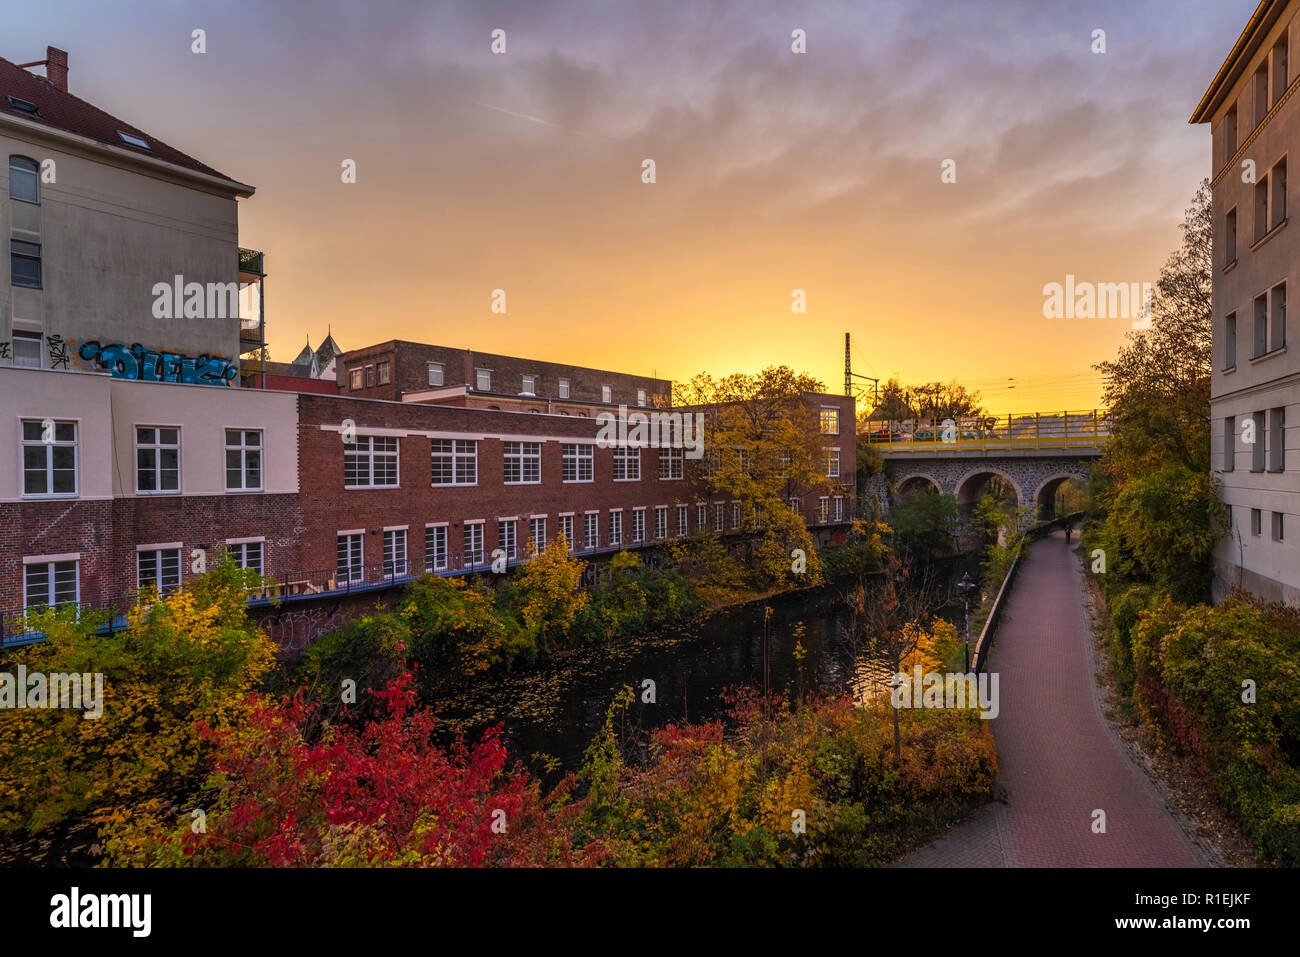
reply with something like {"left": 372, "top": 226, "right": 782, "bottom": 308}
{"left": 8, "top": 156, "right": 39, "bottom": 203}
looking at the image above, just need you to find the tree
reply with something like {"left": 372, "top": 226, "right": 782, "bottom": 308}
{"left": 513, "top": 533, "right": 589, "bottom": 649}
{"left": 864, "top": 378, "right": 986, "bottom": 424}
{"left": 888, "top": 489, "right": 959, "bottom": 561}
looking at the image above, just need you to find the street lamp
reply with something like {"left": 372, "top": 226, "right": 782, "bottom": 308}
{"left": 957, "top": 572, "right": 976, "bottom": 673}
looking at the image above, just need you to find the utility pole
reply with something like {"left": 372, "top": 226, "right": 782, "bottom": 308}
{"left": 844, "top": 332, "right": 852, "bottom": 397}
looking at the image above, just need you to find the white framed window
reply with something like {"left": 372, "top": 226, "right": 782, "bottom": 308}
{"left": 833, "top": 496, "right": 844, "bottom": 522}
{"left": 562, "top": 443, "right": 594, "bottom": 482}
{"left": 632, "top": 508, "right": 646, "bottom": 543}
{"left": 225, "top": 429, "right": 263, "bottom": 491}
{"left": 136, "top": 427, "right": 180, "bottom": 494}
{"left": 503, "top": 441, "right": 542, "bottom": 484}
{"left": 522, "top": 374, "right": 536, "bottom": 394}
{"left": 337, "top": 533, "right": 364, "bottom": 583}
{"left": 601, "top": 385, "right": 612, "bottom": 404}
{"left": 227, "top": 540, "right": 263, "bottom": 574}
{"left": 656, "top": 506, "right": 668, "bottom": 539}
{"left": 425, "top": 525, "right": 448, "bottom": 571}
{"left": 818, "top": 496, "right": 830, "bottom": 523}
{"left": 713, "top": 503, "right": 724, "bottom": 531}
{"left": 558, "top": 378, "right": 570, "bottom": 399}
{"left": 476, "top": 368, "right": 492, "bottom": 391}
{"left": 559, "top": 514, "right": 575, "bottom": 552}
{"left": 584, "top": 512, "right": 599, "bottom": 550}
{"left": 529, "top": 517, "right": 547, "bottom": 555}
{"left": 658, "top": 446, "right": 684, "bottom": 480}
{"left": 613, "top": 445, "right": 640, "bottom": 481}
{"left": 383, "top": 529, "right": 408, "bottom": 577}
{"left": 609, "top": 510, "right": 623, "bottom": 546}
{"left": 697, "top": 503, "right": 707, "bottom": 528}
{"left": 432, "top": 439, "right": 477, "bottom": 485}
{"left": 9, "top": 155, "right": 39, "bottom": 204}
{"left": 345, "top": 434, "right": 399, "bottom": 488}
{"left": 138, "top": 547, "right": 182, "bottom": 597}
{"left": 376, "top": 361, "right": 391, "bottom": 385}
{"left": 826, "top": 449, "right": 840, "bottom": 478}
{"left": 499, "top": 519, "right": 517, "bottom": 560}
{"left": 21, "top": 419, "right": 77, "bottom": 497}
{"left": 789, "top": 497, "right": 802, "bottom": 519}
{"left": 428, "top": 361, "right": 444, "bottom": 386}
{"left": 676, "top": 504, "right": 689, "bottom": 537}
{"left": 24, "top": 557, "right": 78, "bottom": 611}
{"left": 464, "top": 523, "right": 485, "bottom": 566}
{"left": 12, "top": 331, "right": 42, "bottom": 368}
{"left": 637, "top": 389, "right": 647, "bottom": 407}
{"left": 349, "top": 368, "right": 364, "bottom": 390}
{"left": 819, "top": 407, "right": 840, "bottom": 435}
{"left": 732, "top": 502, "right": 741, "bottom": 529}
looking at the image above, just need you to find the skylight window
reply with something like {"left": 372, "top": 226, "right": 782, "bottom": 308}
{"left": 117, "top": 130, "right": 150, "bottom": 150}
{"left": 6, "top": 96, "right": 40, "bottom": 117}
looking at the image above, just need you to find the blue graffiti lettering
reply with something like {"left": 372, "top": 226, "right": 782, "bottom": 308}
{"left": 76, "top": 340, "right": 238, "bottom": 386}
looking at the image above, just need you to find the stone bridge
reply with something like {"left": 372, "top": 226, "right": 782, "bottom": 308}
{"left": 885, "top": 453, "right": 1095, "bottom": 519}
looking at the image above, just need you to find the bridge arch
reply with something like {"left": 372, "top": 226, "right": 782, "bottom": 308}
{"left": 955, "top": 467, "right": 1024, "bottom": 507}
{"left": 1034, "top": 471, "right": 1089, "bottom": 521}
{"left": 895, "top": 472, "right": 943, "bottom": 498}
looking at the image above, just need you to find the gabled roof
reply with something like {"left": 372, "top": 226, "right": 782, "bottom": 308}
{"left": 0, "top": 53, "right": 241, "bottom": 185}
{"left": 1190, "top": 0, "right": 1284, "bottom": 124}
{"left": 316, "top": 332, "right": 343, "bottom": 365}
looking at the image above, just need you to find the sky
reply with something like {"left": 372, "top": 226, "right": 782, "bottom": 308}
{"left": 10, "top": 0, "right": 1261, "bottom": 413}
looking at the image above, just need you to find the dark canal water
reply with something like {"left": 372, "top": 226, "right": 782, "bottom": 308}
{"left": 431, "top": 555, "right": 979, "bottom": 772}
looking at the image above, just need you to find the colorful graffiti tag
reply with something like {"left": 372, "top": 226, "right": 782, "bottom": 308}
{"left": 75, "top": 340, "right": 239, "bottom": 386}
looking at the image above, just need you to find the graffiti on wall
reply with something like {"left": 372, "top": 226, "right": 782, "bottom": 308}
{"left": 256, "top": 605, "right": 343, "bottom": 653}
{"left": 75, "top": 339, "right": 239, "bottom": 386}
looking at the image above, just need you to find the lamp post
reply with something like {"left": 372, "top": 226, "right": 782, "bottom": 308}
{"left": 957, "top": 572, "right": 976, "bottom": 673}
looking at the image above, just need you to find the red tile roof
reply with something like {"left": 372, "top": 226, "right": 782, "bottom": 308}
{"left": 0, "top": 54, "right": 241, "bottom": 186}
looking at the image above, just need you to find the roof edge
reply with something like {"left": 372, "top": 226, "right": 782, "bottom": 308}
{"left": 1191, "top": 0, "right": 1282, "bottom": 124}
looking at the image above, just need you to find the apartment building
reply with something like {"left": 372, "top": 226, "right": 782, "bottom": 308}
{"left": 1, "top": 46, "right": 259, "bottom": 384}
{"left": 1193, "top": 0, "right": 1300, "bottom": 603}
{"left": 340, "top": 340, "right": 672, "bottom": 414}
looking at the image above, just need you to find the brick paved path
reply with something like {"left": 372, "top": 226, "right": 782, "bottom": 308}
{"left": 898, "top": 531, "right": 1211, "bottom": 867}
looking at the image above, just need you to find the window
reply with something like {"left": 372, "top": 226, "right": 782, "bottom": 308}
{"left": 12, "top": 331, "right": 41, "bottom": 368}
{"left": 584, "top": 513, "right": 599, "bottom": 550}
{"left": 558, "top": 378, "right": 570, "bottom": 399}
{"left": 826, "top": 449, "right": 840, "bottom": 477}
{"left": 428, "top": 361, "right": 444, "bottom": 386}
{"left": 227, "top": 541, "right": 263, "bottom": 575}
{"left": 1224, "top": 105, "right": 1238, "bottom": 163}
{"left": 498, "top": 520, "right": 517, "bottom": 560}
{"left": 24, "top": 559, "right": 78, "bottom": 611}
{"left": 713, "top": 503, "right": 724, "bottom": 531}
{"left": 658, "top": 446, "right": 684, "bottom": 480}
{"left": 732, "top": 502, "right": 741, "bottom": 529}
{"left": 22, "top": 419, "right": 76, "bottom": 496}
{"left": 601, "top": 385, "right": 612, "bottom": 404}
{"left": 1225, "top": 313, "right": 1237, "bottom": 369}
{"left": 8, "top": 156, "right": 38, "bottom": 203}
{"left": 1270, "top": 407, "right": 1286, "bottom": 472}
{"left": 136, "top": 427, "right": 180, "bottom": 493}
{"left": 10, "top": 240, "right": 41, "bottom": 288}
{"left": 5, "top": 96, "right": 39, "bottom": 117}
{"left": 225, "top": 429, "right": 262, "bottom": 491}
{"left": 632, "top": 508, "right": 646, "bottom": 543}
{"left": 376, "top": 361, "right": 391, "bottom": 385}
{"left": 349, "top": 368, "right": 364, "bottom": 390}
{"left": 676, "top": 504, "right": 688, "bottom": 537}
{"left": 609, "top": 510, "right": 623, "bottom": 546}
{"left": 559, "top": 515, "right": 575, "bottom": 552}
{"left": 562, "top": 444, "right": 594, "bottom": 482}
{"left": 1254, "top": 62, "right": 1269, "bottom": 128}
{"left": 337, "top": 533, "right": 363, "bottom": 583}
{"left": 1251, "top": 508, "right": 1263, "bottom": 536}
{"left": 819, "top": 407, "right": 839, "bottom": 435}
{"left": 1271, "top": 283, "right": 1287, "bottom": 351}
{"left": 1274, "top": 33, "right": 1289, "bottom": 107}
{"left": 1254, "top": 293, "right": 1269, "bottom": 357}
{"left": 789, "top": 497, "right": 802, "bottom": 519}
{"left": 529, "top": 517, "right": 547, "bottom": 555}
{"left": 425, "top": 526, "right": 448, "bottom": 572}
{"left": 1224, "top": 417, "right": 1235, "bottom": 471}
{"left": 503, "top": 441, "right": 542, "bottom": 484}
{"left": 833, "top": 496, "right": 844, "bottom": 522}
{"left": 522, "top": 374, "right": 536, "bottom": 394}
{"left": 1272, "top": 158, "right": 1288, "bottom": 229}
{"left": 464, "top": 523, "right": 485, "bottom": 566}
{"left": 637, "top": 389, "right": 647, "bottom": 407}
{"left": 431, "top": 439, "right": 477, "bottom": 485}
{"left": 1252, "top": 412, "right": 1267, "bottom": 472}
{"left": 383, "top": 529, "right": 407, "bottom": 577}
{"left": 1272, "top": 511, "right": 1285, "bottom": 542}
{"left": 138, "top": 548, "right": 181, "bottom": 597}
{"left": 476, "top": 368, "right": 492, "bottom": 391}
{"left": 656, "top": 506, "right": 668, "bottom": 539}
{"left": 613, "top": 445, "right": 640, "bottom": 481}
{"left": 1226, "top": 209, "right": 1237, "bottom": 264}
{"left": 117, "top": 130, "right": 150, "bottom": 150}
{"left": 1256, "top": 176, "right": 1270, "bottom": 242}
{"left": 697, "top": 503, "right": 707, "bottom": 528}
{"left": 344, "top": 434, "right": 399, "bottom": 488}
{"left": 365, "top": 365, "right": 375, "bottom": 387}
{"left": 818, "top": 496, "right": 830, "bottom": 523}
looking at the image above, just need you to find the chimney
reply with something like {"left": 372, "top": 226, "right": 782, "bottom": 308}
{"left": 45, "top": 47, "right": 68, "bottom": 92}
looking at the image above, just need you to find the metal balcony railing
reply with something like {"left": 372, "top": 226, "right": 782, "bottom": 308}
{"left": 862, "top": 410, "right": 1113, "bottom": 452}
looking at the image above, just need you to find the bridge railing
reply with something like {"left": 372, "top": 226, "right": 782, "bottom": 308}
{"left": 861, "top": 410, "right": 1112, "bottom": 452}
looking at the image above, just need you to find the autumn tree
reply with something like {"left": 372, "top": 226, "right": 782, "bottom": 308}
{"left": 513, "top": 533, "right": 589, "bottom": 649}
